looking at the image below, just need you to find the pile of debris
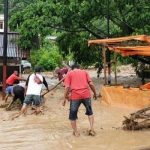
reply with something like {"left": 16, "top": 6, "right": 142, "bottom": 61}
{"left": 122, "top": 106, "right": 150, "bottom": 130}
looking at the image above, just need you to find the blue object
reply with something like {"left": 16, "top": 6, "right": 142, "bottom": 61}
{"left": 5, "top": 86, "right": 13, "bottom": 94}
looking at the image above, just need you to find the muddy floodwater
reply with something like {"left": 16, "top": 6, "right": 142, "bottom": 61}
{"left": 0, "top": 69, "right": 150, "bottom": 150}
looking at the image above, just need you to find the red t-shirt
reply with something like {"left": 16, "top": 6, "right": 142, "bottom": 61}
{"left": 6, "top": 74, "right": 20, "bottom": 86}
{"left": 64, "top": 69, "right": 92, "bottom": 100}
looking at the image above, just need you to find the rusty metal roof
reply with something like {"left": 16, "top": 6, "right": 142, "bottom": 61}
{"left": 0, "top": 32, "right": 29, "bottom": 58}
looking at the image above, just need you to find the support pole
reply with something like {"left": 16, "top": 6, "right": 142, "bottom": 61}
{"left": 2, "top": 0, "right": 8, "bottom": 99}
{"left": 114, "top": 53, "right": 117, "bottom": 85}
{"left": 102, "top": 46, "right": 107, "bottom": 84}
{"left": 106, "top": 0, "right": 111, "bottom": 84}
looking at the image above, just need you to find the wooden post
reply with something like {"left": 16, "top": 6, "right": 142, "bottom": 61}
{"left": 107, "top": 61, "right": 111, "bottom": 85}
{"left": 102, "top": 46, "right": 107, "bottom": 84}
{"left": 2, "top": 0, "right": 8, "bottom": 99}
{"left": 114, "top": 53, "right": 117, "bottom": 85}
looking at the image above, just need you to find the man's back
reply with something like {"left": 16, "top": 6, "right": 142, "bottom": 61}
{"left": 67, "top": 69, "right": 90, "bottom": 89}
{"left": 26, "top": 73, "right": 43, "bottom": 95}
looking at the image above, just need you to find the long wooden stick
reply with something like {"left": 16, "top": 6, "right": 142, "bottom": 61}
{"left": 42, "top": 77, "right": 65, "bottom": 96}
{"left": 42, "top": 63, "right": 71, "bottom": 96}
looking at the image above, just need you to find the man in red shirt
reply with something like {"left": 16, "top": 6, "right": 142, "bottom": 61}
{"left": 62, "top": 64, "right": 97, "bottom": 137}
{"left": 6, "top": 70, "right": 25, "bottom": 86}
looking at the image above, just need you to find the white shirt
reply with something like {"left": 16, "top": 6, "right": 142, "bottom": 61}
{"left": 26, "top": 73, "right": 43, "bottom": 95}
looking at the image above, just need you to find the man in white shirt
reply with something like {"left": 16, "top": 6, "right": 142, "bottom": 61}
{"left": 20, "top": 66, "right": 49, "bottom": 115}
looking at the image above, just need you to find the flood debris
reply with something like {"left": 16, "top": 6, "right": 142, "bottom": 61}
{"left": 0, "top": 103, "right": 8, "bottom": 108}
{"left": 122, "top": 106, "right": 150, "bottom": 130}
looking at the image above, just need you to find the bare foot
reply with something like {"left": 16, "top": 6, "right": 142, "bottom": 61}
{"left": 73, "top": 131, "right": 80, "bottom": 137}
{"left": 88, "top": 130, "right": 96, "bottom": 136}
{"left": 36, "top": 109, "right": 44, "bottom": 115}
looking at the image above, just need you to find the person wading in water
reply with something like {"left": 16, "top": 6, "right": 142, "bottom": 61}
{"left": 62, "top": 64, "right": 97, "bottom": 136}
{"left": 20, "top": 66, "right": 49, "bottom": 115}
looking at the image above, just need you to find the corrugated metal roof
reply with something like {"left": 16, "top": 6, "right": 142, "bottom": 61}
{"left": 0, "top": 33, "right": 28, "bottom": 58}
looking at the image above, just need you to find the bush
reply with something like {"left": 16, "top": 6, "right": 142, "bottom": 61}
{"left": 30, "top": 45, "right": 62, "bottom": 71}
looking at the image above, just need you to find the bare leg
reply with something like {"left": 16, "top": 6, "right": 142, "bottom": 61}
{"left": 88, "top": 115, "right": 96, "bottom": 136}
{"left": 6, "top": 95, "right": 19, "bottom": 111}
{"left": 88, "top": 115, "right": 94, "bottom": 130}
{"left": 4, "top": 94, "right": 9, "bottom": 103}
{"left": 21, "top": 104, "right": 28, "bottom": 115}
{"left": 71, "top": 120, "right": 80, "bottom": 137}
{"left": 6, "top": 99, "right": 14, "bottom": 110}
{"left": 35, "top": 106, "right": 42, "bottom": 115}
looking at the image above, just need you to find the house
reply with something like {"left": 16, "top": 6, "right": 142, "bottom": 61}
{"left": 0, "top": 14, "right": 30, "bottom": 85}
{"left": 0, "top": 32, "right": 30, "bottom": 83}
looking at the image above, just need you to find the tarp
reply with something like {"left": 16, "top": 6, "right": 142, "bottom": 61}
{"left": 108, "top": 46, "right": 150, "bottom": 56}
{"left": 88, "top": 35, "right": 150, "bottom": 56}
{"left": 88, "top": 35, "right": 150, "bottom": 46}
{"left": 140, "top": 82, "right": 150, "bottom": 90}
{"left": 101, "top": 86, "right": 150, "bottom": 108}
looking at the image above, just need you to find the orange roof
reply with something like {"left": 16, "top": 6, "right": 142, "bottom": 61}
{"left": 108, "top": 46, "right": 150, "bottom": 56}
{"left": 88, "top": 35, "right": 150, "bottom": 56}
{"left": 88, "top": 35, "right": 150, "bottom": 46}
{"left": 140, "top": 82, "right": 150, "bottom": 90}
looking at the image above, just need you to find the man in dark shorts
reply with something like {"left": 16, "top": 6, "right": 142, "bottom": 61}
{"left": 6, "top": 83, "right": 25, "bottom": 110}
{"left": 5, "top": 82, "right": 25, "bottom": 102}
{"left": 62, "top": 64, "right": 97, "bottom": 136}
{"left": 13, "top": 83, "right": 25, "bottom": 105}
{"left": 20, "top": 66, "right": 49, "bottom": 115}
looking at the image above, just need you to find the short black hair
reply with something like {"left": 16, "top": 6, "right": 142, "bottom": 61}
{"left": 71, "top": 63, "right": 80, "bottom": 70}
{"left": 34, "top": 66, "right": 43, "bottom": 72}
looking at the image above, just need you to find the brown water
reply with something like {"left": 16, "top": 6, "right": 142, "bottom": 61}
{"left": 0, "top": 87, "right": 149, "bottom": 150}
{"left": 0, "top": 69, "right": 150, "bottom": 150}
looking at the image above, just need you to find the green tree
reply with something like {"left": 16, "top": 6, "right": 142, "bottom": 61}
{"left": 9, "top": 0, "right": 150, "bottom": 66}
{"left": 30, "top": 42, "right": 62, "bottom": 70}
{"left": 0, "top": 0, "right": 3, "bottom": 14}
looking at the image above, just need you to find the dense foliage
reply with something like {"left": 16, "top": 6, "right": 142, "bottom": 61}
{"left": 30, "top": 42, "right": 62, "bottom": 70}
{"left": 0, "top": 0, "right": 150, "bottom": 68}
